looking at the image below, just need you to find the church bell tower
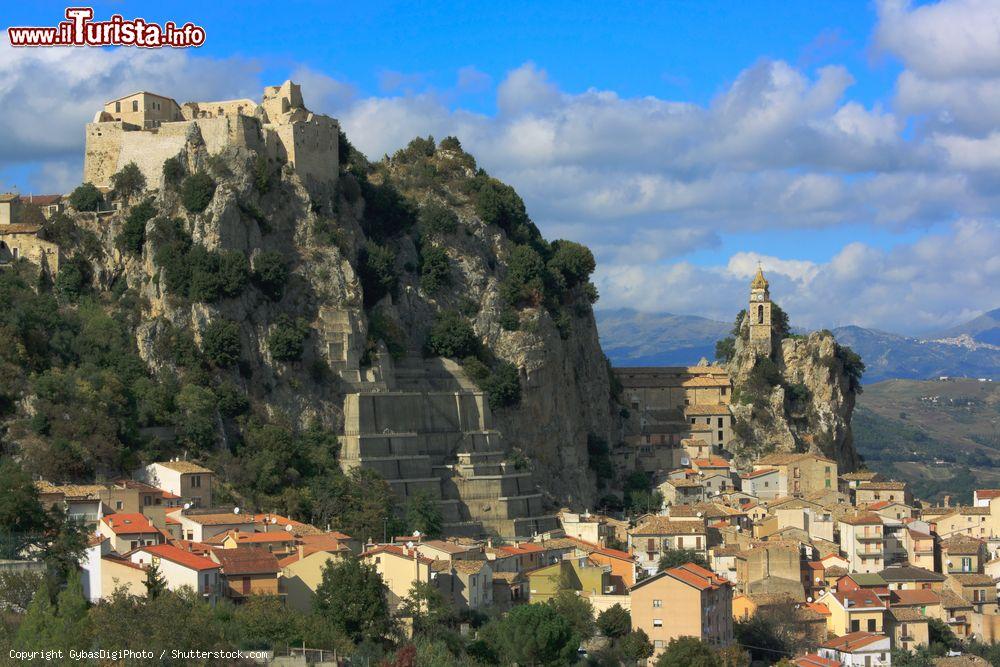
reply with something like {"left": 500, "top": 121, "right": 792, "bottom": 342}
{"left": 749, "top": 265, "right": 772, "bottom": 355}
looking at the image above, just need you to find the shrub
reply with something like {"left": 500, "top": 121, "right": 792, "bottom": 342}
{"left": 548, "top": 240, "right": 595, "bottom": 289}
{"left": 715, "top": 336, "right": 735, "bottom": 363}
{"left": 418, "top": 244, "right": 451, "bottom": 294}
{"left": 54, "top": 256, "right": 91, "bottom": 301}
{"left": 358, "top": 242, "right": 396, "bottom": 308}
{"left": 365, "top": 310, "right": 406, "bottom": 362}
{"left": 418, "top": 201, "right": 458, "bottom": 236}
{"left": 68, "top": 183, "right": 102, "bottom": 212}
{"left": 498, "top": 308, "right": 520, "bottom": 331}
{"left": 359, "top": 180, "right": 416, "bottom": 241}
{"left": 474, "top": 177, "right": 535, "bottom": 244}
{"left": 500, "top": 245, "right": 547, "bottom": 308}
{"left": 215, "top": 382, "right": 250, "bottom": 418}
{"left": 253, "top": 155, "right": 271, "bottom": 194}
{"left": 217, "top": 251, "right": 250, "bottom": 298}
{"left": 268, "top": 316, "right": 308, "bottom": 362}
{"left": 252, "top": 251, "right": 287, "bottom": 300}
{"left": 438, "top": 136, "right": 463, "bottom": 151}
{"left": 116, "top": 199, "right": 157, "bottom": 256}
{"left": 202, "top": 320, "right": 242, "bottom": 367}
{"left": 110, "top": 162, "right": 146, "bottom": 203}
{"left": 483, "top": 360, "right": 520, "bottom": 410}
{"left": 424, "top": 311, "right": 478, "bottom": 359}
{"left": 162, "top": 157, "right": 185, "bottom": 186}
{"left": 187, "top": 246, "right": 223, "bottom": 302}
{"left": 180, "top": 173, "right": 216, "bottom": 213}
{"left": 836, "top": 343, "right": 866, "bottom": 393}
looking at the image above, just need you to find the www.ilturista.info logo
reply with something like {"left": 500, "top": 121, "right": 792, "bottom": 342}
{"left": 7, "top": 7, "right": 206, "bottom": 48}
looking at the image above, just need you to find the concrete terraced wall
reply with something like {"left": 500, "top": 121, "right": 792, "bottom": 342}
{"left": 343, "top": 392, "right": 491, "bottom": 435}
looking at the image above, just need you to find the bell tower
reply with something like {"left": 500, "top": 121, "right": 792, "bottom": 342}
{"left": 748, "top": 265, "right": 772, "bottom": 355}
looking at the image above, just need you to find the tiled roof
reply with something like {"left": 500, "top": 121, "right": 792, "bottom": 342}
{"left": 820, "top": 631, "right": 888, "bottom": 652}
{"left": 630, "top": 517, "right": 707, "bottom": 536}
{"left": 742, "top": 468, "right": 779, "bottom": 479}
{"left": 213, "top": 547, "right": 280, "bottom": 575}
{"left": 879, "top": 566, "right": 945, "bottom": 582}
{"left": 830, "top": 589, "right": 885, "bottom": 610}
{"left": 840, "top": 512, "right": 883, "bottom": 526}
{"left": 889, "top": 607, "right": 929, "bottom": 622}
{"left": 684, "top": 404, "right": 731, "bottom": 416}
{"left": 756, "top": 452, "right": 835, "bottom": 466}
{"left": 939, "top": 591, "right": 974, "bottom": 609}
{"left": 361, "top": 544, "right": 434, "bottom": 566}
{"left": 154, "top": 460, "right": 214, "bottom": 474}
{"left": 795, "top": 654, "right": 841, "bottom": 667}
{"left": 138, "top": 544, "right": 219, "bottom": 571}
{"left": 692, "top": 456, "right": 730, "bottom": 468}
{"left": 179, "top": 511, "right": 255, "bottom": 526}
{"left": 102, "top": 513, "right": 157, "bottom": 535}
{"left": 941, "top": 536, "right": 984, "bottom": 556}
{"left": 890, "top": 589, "right": 940, "bottom": 606}
{"left": 858, "top": 481, "right": 906, "bottom": 491}
{"left": 976, "top": 489, "right": 1000, "bottom": 500}
{"left": 663, "top": 562, "right": 731, "bottom": 591}
{"left": 840, "top": 471, "right": 882, "bottom": 482}
{"left": 948, "top": 573, "right": 994, "bottom": 586}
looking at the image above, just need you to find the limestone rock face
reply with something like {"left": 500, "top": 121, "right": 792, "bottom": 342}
{"left": 72, "top": 134, "right": 616, "bottom": 528}
{"left": 727, "top": 316, "right": 860, "bottom": 471}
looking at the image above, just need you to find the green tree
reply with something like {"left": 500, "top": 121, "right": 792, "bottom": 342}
{"left": 111, "top": 161, "right": 146, "bottom": 203}
{"left": 424, "top": 311, "right": 478, "bottom": 358}
{"left": 201, "top": 319, "right": 242, "bottom": 366}
{"left": 253, "top": 154, "right": 272, "bottom": 194}
{"left": 116, "top": 198, "right": 157, "bottom": 256}
{"left": 358, "top": 241, "right": 397, "bottom": 308}
{"left": 419, "top": 244, "right": 452, "bottom": 293}
{"left": 54, "top": 256, "right": 92, "bottom": 302}
{"left": 405, "top": 491, "right": 443, "bottom": 539}
{"left": 252, "top": 251, "right": 288, "bottom": 300}
{"left": 0, "top": 460, "right": 49, "bottom": 558}
{"left": 548, "top": 588, "right": 595, "bottom": 640}
{"left": 655, "top": 636, "right": 721, "bottom": 667}
{"left": 488, "top": 603, "right": 579, "bottom": 667}
{"left": 311, "top": 467, "right": 399, "bottom": 543}
{"left": 68, "top": 182, "right": 103, "bottom": 212}
{"left": 313, "top": 558, "right": 393, "bottom": 643}
{"left": 658, "top": 549, "right": 710, "bottom": 572}
{"left": 180, "top": 172, "right": 216, "bottom": 213}
{"left": 597, "top": 603, "right": 631, "bottom": 639}
{"left": 41, "top": 508, "right": 88, "bottom": 586}
{"left": 482, "top": 360, "right": 521, "bottom": 410}
{"left": 217, "top": 251, "right": 250, "bottom": 298}
{"left": 715, "top": 336, "right": 736, "bottom": 363}
{"left": 548, "top": 239, "right": 595, "bottom": 289}
{"left": 418, "top": 201, "right": 459, "bottom": 236}
{"left": 735, "top": 614, "right": 792, "bottom": 664}
{"left": 144, "top": 562, "right": 167, "bottom": 599}
{"left": 162, "top": 156, "right": 185, "bottom": 186}
{"left": 500, "top": 244, "right": 547, "bottom": 308}
{"left": 400, "top": 580, "right": 454, "bottom": 636}
{"left": 268, "top": 315, "right": 309, "bottom": 362}
{"left": 621, "top": 629, "right": 655, "bottom": 663}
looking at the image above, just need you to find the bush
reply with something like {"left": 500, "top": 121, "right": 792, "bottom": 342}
{"left": 252, "top": 251, "right": 288, "bottom": 300}
{"left": 424, "top": 311, "right": 478, "bottom": 359}
{"left": 253, "top": 155, "right": 271, "bottom": 194}
{"left": 548, "top": 240, "right": 595, "bottom": 289}
{"left": 162, "top": 157, "right": 185, "bottom": 186}
{"left": 359, "top": 180, "right": 416, "bottom": 241}
{"left": 202, "top": 320, "right": 242, "bottom": 367}
{"left": 483, "top": 360, "right": 520, "bottom": 410}
{"left": 358, "top": 242, "right": 397, "bottom": 308}
{"left": 836, "top": 343, "right": 866, "bottom": 393}
{"left": 68, "top": 183, "right": 102, "bottom": 212}
{"left": 498, "top": 308, "right": 520, "bottom": 331}
{"left": 365, "top": 311, "right": 406, "bottom": 363}
{"left": 418, "top": 201, "right": 459, "bottom": 236}
{"left": 268, "top": 316, "right": 308, "bottom": 362}
{"left": 116, "top": 199, "right": 157, "bottom": 256}
{"left": 110, "top": 162, "right": 146, "bottom": 202}
{"left": 180, "top": 173, "right": 216, "bottom": 213}
{"left": 216, "top": 251, "right": 250, "bottom": 298}
{"left": 473, "top": 177, "right": 537, "bottom": 244}
{"left": 715, "top": 336, "right": 735, "bottom": 363}
{"left": 419, "top": 244, "right": 451, "bottom": 294}
{"left": 500, "top": 245, "right": 547, "bottom": 308}
{"left": 439, "top": 136, "right": 463, "bottom": 151}
{"left": 54, "top": 256, "right": 91, "bottom": 301}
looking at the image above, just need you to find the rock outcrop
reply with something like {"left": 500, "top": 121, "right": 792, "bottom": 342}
{"left": 726, "top": 314, "right": 861, "bottom": 471}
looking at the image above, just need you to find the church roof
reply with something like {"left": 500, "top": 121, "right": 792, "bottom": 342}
{"left": 751, "top": 266, "right": 769, "bottom": 290}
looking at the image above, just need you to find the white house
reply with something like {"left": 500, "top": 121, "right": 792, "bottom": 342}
{"left": 817, "top": 631, "right": 891, "bottom": 666}
{"left": 142, "top": 461, "right": 214, "bottom": 507}
{"left": 129, "top": 544, "right": 221, "bottom": 601}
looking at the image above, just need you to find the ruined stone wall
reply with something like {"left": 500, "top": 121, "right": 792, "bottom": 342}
{"left": 0, "top": 231, "right": 60, "bottom": 273}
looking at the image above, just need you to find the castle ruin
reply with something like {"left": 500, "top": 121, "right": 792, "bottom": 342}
{"left": 84, "top": 81, "right": 339, "bottom": 191}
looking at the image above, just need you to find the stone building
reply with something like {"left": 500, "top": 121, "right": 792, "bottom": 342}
{"left": 0, "top": 193, "right": 61, "bottom": 273}
{"left": 84, "top": 81, "right": 339, "bottom": 193}
{"left": 748, "top": 265, "right": 772, "bottom": 355}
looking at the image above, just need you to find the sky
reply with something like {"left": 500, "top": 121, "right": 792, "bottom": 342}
{"left": 1, "top": 0, "right": 998, "bottom": 335}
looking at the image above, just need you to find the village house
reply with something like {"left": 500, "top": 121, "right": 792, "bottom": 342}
{"left": 753, "top": 453, "right": 838, "bottom": 497}
{"left": 945, "top": 572, "right": 999, "bottom": 615}
{"left": 878, "top": 565, "right": 945, "bottom": 591}
{"left": 360, "top": 544, "right": 434, "bottom": 609}
{"left": 0, "top": 193, "right": 62, "bottom": 274}
{"left": 886, "top": 606, "right": 930, "bottom": 652}
{"left": 433, "top": 559, "right": 494, "bottom": 610}
{"left": 658, "top": 477, "right": 705, "bottom": 505}
{"left": 816, "top": 631, "right": 891, "bottom": 667}
{"left": 740, "top": 468, "right": 782, "bottom": 500}
{"left": 129, "top": 544, "right": 221, "bottom": 601}
{"left": 854, "top": 481, "right": 912, "bottom": 507}
{"left": 491, "top": 570, "right": 527, "bottom": 611}
{"left": 839, "top": 513, "right": 885, "bottom": 574}
{"left": 931, "top": 505, "right": 994, "bottom": 540}
{"left": 212, "top": 547, "right": 281, "bottom": 601}
{"left": 941, "top": 535, "right": 987, "bottom": 574}
{"left": 173, "top": 508, "right": 257, "bottom": 542}
{"left": 902, "top": 526, "right": 936, "bottom": 571}
{"left": 142, "top": 461, "right": 214, "bottom": 507}
{"left": 627, "top": 517, "right": 708, "bottom": 576}
{"left": 279, "top": 546, "right": 351, "bottom": 613}
{"left": 527, "top": 557, "right": 612, "bottom": 603}
{"left": 734, "top": 541, "right": 804, "bottom": 598}
{"left": 97, "top": 513, "right": 163, "bottom": 553}
{"left": 815, "top": 588, "right": 887, "bottom": 635}
{"left": 839, "top": 471, "right": 886, "bottom": 496}
{"left": 630, "top": 562, "right": 734, "bottom": 662}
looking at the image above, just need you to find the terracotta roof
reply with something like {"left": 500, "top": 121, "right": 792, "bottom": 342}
{"left": 179, "top": 511, "right": 255, "bottom": 526}
{"left": 879, "top": 566, "right": 945, "bottom": 582}
{"left": 0, "top": 193, "right": 18, "bottom": 203}
{"left": 939, "top": 590, "right": 974, "bottom": 609}
{"left": 101, "top": 513, "right": 157, "bottom": 536}
{"left": 941, "top": 536, "right": 984, "bottom": 556}
{"left": 795, "top": 654, "right": 840, "bottom": 667}
{"left": 684, "top": 404, "right": 731, "bottom": 416}
{"left": 361, "top": 544, "right": 435, "bottom": 566}
{"left": 829, "top": 589, "right": 885, "bottom": 610}
{"left": 756, "top": 452, "right": 835, "bottom": 466}
{"left": 890, "top": 589, "right": 940, "bottom": 606}
{"left": 742, "top": 468, "right": 779, "bottom": 479}
{"left": 820, "top": 631, "right": 888, "bottom": 652}
{"left": 138, "top": 544, "right": 219, "bottom": 571}
{"left": 492, "top": 571, "right": 524, "bottom": 583}
{"left": 840, "top": 471, "right": 882, "bottom": 482}
{"left": 889, "top": 606, "right": 929, "bottom": 622}
{"left": 976, "top": 489, "right": 1000, "bottom": 500}
{"left": 25, "top": 194, "right": 62, "bottom": 206}
{"left": 417, "top": 540, "right": 474, "bottom": 555}
{"left": 213, "top": 547, "right": 280, "bottom": 576}
{"left": 448, "top": 559, "right": 490, "bottom": 575}
{"left": 664, "top": 478, "right": 703, "bottom": 488}
{"left": 663, "top": 562, "right": 731, "bottom": 591}
{"left": 840, "top": 513, "right": 883, "bottom": 526}
{"left": 948, "top": 573, "right": 994, "bottom": 586}
{"left": 0, "top": 224, "right": 42, "bottom": 235}
{"left": 102, "top": 554, "right": 145, "bottom": 571}
{"left": 630, "top": 517, "right": 707, "bottom": 536}
{"left": 153, "top": 460, "right": 214, "bottom": 474}
{"left": 692, "top": 456, "right": 730, "bottom": 468}
{"left": 803, "top": 601, "right": 831, "bottom": 616}
{"left": 34, "top": 481, "right": 109, "bottom": 498}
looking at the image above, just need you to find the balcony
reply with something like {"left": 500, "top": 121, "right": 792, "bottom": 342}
{"left": 856, "top": 548, "right": 884, "bottom": 558}
{"left": 856, "top": 533, "right": 883, "bottom": 541}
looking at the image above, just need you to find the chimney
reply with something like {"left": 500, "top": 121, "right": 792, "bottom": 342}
{"left": 943, "top": 495, "right": 952, "bottom": 508}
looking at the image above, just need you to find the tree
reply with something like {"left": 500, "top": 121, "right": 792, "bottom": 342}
{"left": 217, "top": 251, "right": 250, "bottom": 298}
{"left": 358, "top": 241, "right": 397, "bottom": 307}
{"left": 68, "top": 182, "right": 102, "bottom": 212}
{"left": 144, "top": 562, "right": 167, "bottom": 599}
{"left": 400, "top": 580, "right": 453, "bottom": 636}
{"left": 313, "top": 558, "right": 393, "bottom": 643}
{"left": 597, "top": 603, "right": 631, "bottom": 639}
{"left": 116, "top": 198, "right": 157, "bottom": 256}
{"left": 488, "top": 603, "right": 579, "bottom": 667}
{"left": 655, "top": 636, "right": 721, "bottom": 667}
{"left": 482, "top": 360, "right": 521, "bottom": 410}
{"left": 162, "top": 156, "right": 185, "bottom": 186}
{"left": 735, "top": 614, "right": 792, "bottom": 664}
{"left": 180, "top": 172, "right": 216, "bottom": 213}
{"left": 715, "top": 336, "right": 736, "bottom": 363}
{"left": 419, "top": 244, "right": 452, "bottom": 294}
{"left": 41, "top": 508, "right": 87, "bottom": 586}
{"left": 54, "top": 256, "right": 92, "bottom": 302}
{"left": 0, "top": 459, "right": 49, "bottom": 558}
{"left": 252, "top": 251, "right": 288, "bottom": 300}
{"left": 620, "top": 629, "right": 655, "bottom": 663}
{"left": 311, "top": 467, "right": 399, "bottom": 543}
{"left": 418, "top": 201, "right": 458, "bottom": 236}
{"left": 405, "top": 491, "right": 443, "bottom": 539}
{"left": 548, "top": 239, "right": 595, "bottom": 289}
{"left": 201, "top": 319, "right": 242, "bottom": 367}
{"left": 424, "top": 311, "right": 478, "bottom": 358}
{"left": 0, "top": 570, "right": 45, "bottom": 613}
{"left": 268, "top": 315, "right": 309, "bottom": 362}
{"left": 111, "top": 162, "right": 146, "bottom": 203}
{"left": 658, "top": 549, "right": 710, "bottom": 572}
{"left": 548, "top": 588, "right": 595, "bottom": 640}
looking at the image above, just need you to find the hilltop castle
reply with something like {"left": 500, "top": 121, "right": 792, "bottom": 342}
{"left": 84, "top": 80, "right": 339, "bottom": 191}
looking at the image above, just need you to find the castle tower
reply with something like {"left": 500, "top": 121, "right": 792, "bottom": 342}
{"left": 748, "top": 265, "right": 772, "bottom": 355}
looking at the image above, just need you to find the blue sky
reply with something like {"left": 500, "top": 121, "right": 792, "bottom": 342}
{"left": 2, "top": 1, "right": 998, "bottom": 333}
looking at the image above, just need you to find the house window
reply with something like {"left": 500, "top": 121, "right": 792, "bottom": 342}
{"left": 144, "top": 496, "right": 152, "bottom": 506}
{"left": 115, "top": 101, "right": 121, "bottom": 112}
{"left": 718, "top": 418, "right": 723, "bottom": 427}
{"left": 851, "top": 620, "right": 860, "bottom": 632}
{"left": 868, "top": 618, "right": 876, "bottom": 631}
{"left": 191, "top": 475, "right": 201, "bottom": 488}
{"left": 130, "top": 540, "right": 138, "bottom": 550}
{"left": 654, "top": 640, "right": 665, "bottom": 648}
{"left": 653, "top": 619, "right": 663, "bottom": 628}
{"left": 825, "top": 479, "right": 831, "bottom": 488}
{"left": 115, "top": 501, "right": 123, "bottom": 510}
{"left": 653, "top": 599, "right": 662, "bottom": 608}
{"left": 132, "top": 100, "right": 139, "bottom": 112}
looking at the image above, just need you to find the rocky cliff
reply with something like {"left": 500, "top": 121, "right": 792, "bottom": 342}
{"left": 28, "top": 126, "right": 617, "bottom": 528}
{"left": 726, "top": 312, "right": 862, "bottom": 471}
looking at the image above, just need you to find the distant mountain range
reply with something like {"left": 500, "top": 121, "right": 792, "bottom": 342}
{"left": 595, "top": 308, "right": 1000, "bottom": 383}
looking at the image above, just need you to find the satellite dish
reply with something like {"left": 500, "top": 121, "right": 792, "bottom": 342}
{"left": 183, "top": 503, "right": 191, "bottom": 510}
{"left": 233, "top": 507, "right": 241, "bottom": 514}
{"left": 807, "top": 596, "right": 813, "bottom": 603}
{"left": 696, "top": 512, "right": 703, "bottom": 518}
{"left": 414, "top": 530, "right": 421, "bottom": 538}
{"left": 816, "top": 577, "right": 822, "bottom": 583}
{"left": 406, "top": 541, "right": 414, "bottom": 549}
{"left": 285, "top": 524, "right": 293, "bottom": 532}
{"left": 271, "top": 518, "right": 278, "bottom": 525}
